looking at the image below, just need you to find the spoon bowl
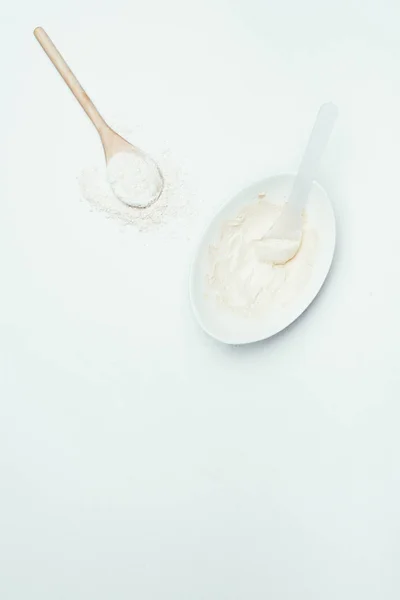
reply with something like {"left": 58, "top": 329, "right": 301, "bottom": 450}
{"left": 104, "top": 137, "right": 164, "bottom": 208}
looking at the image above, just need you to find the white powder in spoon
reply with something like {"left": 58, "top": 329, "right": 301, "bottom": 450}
{"left": 107, "top": 151, "right": 163, "bottom": 208}
{"left": 207, "top": 195, "right": 318, "bottom": 316}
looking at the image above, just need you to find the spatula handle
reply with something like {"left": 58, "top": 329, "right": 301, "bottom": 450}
{"left": 34, "top": 27, "right": 109, "bottom": 134}
{"left": 289, "top": 102, "right": 338, "bottom": 213}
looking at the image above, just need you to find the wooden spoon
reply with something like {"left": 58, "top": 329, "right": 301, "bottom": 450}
{"left": 34, "top": 27, "right": 164, "bottom": 207}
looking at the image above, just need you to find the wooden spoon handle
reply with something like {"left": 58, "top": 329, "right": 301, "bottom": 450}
{"left": 34, "top": 27, "right": 109, "bottom": 134}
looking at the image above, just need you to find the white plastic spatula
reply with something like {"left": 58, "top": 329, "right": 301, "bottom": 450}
{"left": 257, "top": 102, "right": 338, "bottom": 264}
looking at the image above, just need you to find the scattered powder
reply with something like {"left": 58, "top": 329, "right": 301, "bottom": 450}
{"left": 207, "top": 196, "right": 318, "bottom": 316}
{"left": 107, "top": 151, "right": 163, "bottom": 208}
{"left": 78, "top": 148, "right": 193, "bottom": 233}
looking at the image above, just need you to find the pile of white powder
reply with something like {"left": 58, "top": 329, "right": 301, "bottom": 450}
{"left": 78, "top": 147, "right": 192, "bottom": 233}
{"left": 207, "top": 194, "right": 318, "bottom": 316}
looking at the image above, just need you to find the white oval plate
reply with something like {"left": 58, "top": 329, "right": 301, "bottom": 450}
{"left": 190, "top": 173, "right": 336, "bottom": 345}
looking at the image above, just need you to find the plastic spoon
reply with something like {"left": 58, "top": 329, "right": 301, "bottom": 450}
{"left": 257, "top": 102, "right": 338, "bottom": 264}
{"left": 34, "top": 27, "right": 164, "bottom": 208}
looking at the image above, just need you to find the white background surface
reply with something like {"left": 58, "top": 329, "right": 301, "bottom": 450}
{"left": 1, "top": 0, "right": 400, "bottom": 598}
